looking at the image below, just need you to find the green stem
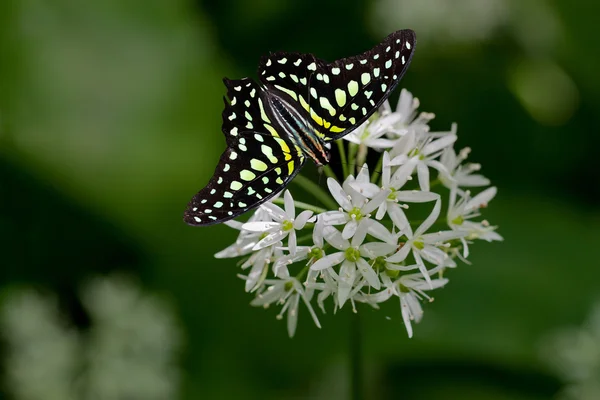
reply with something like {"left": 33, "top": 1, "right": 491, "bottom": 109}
{"left": 273, "top": 198, "right": 327, "bottom": 214}
{"left": 292, "top": 174, "right": 338, "bottom": 210}
{"left": 371, "top": 152, "right": 384, "bottom": 184}
{"left": 348, "top": 143, "right": 359, "bottom": 176}
{"left": 351, "top": 312, "right": 364, "bottom": 400}
{"left": 337, "top": 140, "right": 349, "bottom": 178}
{"left": 296, "top": 266, "right": 309, "bottom": 281}
{"left": 322, "top": 165, "right": 337, "bottom": 180}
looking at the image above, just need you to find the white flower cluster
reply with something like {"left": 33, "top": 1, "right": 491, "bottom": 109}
{"left": 216, "top": 89, "right": 502, "bottom": 337}
{"left": 541, "top": 302, "right": 600, "bottom": 400}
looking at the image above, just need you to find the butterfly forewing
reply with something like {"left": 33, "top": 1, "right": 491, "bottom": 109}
{"left": 221, "top": 77, "right": 267, "bottom": 145}
{"left": 258, "top": 29, "right": 416, "bottom": 140}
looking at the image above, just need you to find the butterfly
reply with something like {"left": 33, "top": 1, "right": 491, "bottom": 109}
{"left": 184, "top": 29, "right": 416, "bottom": 226}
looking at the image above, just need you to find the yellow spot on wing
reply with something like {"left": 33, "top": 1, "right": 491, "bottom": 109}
{"left": 299, "top": 95, "right": 310, "bottom": 112}
{"left": 264, "top": 124, "right": 280, "bottom": 138}
{"left": 310, "top": 109, "right": 323, "bottom": 126}
{"left": 275, "top": 137, "right": 290, "bottom": 154}
{"left": 288, "top": 160, "right": 295, "bottom": 175}
{"left": 258, "top": 98, "right": 271, "bottom": 123}
{"left": 274, "top": 85, "right": 298, "bottom": 101}
{"left": 330, "top": 126, "right": 345, "bottom": 133}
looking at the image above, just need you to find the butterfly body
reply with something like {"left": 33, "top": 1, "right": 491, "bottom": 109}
{"left": 184, "top": 29, "right": 416, "bottom": 226}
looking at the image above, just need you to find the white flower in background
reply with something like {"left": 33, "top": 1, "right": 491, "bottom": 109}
{"left": 311, "top": 222, "right": 382, "bottom": 306}
{"left": 322, "top": 169, "right": 392, "bottom": 241}
{"left": 541, "top": 301, "right": 600, "bottom": 400}
{"left": 213, "top": 88, "right": 501, "bottom": 338}
{"left": 439, "top": 146, "right": 490, "bottom": 189}
{"left": 243, "top": 190, "right": 313, "bottom": 256}
{"left": 387, "top": 198, "right": 466, "bottom": 285}
{"left": 250, "top": 277, "right": 321, "bottom": 337}
{"left": 1, "top": 276, "right": 182, "bottom": 399}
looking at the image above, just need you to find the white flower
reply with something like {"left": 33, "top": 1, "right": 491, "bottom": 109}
{"left": 311, "top": 222, "right": 383, "bottom": 307}
{"left": 389, "top": 89, "right": 435, "bottom": 138}
{"left": 250, "top": 277, "right": 321, "bottom": 337}
{"left": 321, "top": 168, "right": 393, "bottom": 242}
{"left": 343, "top": 110, "right": 402, "bottom": 149}
{"left": 241, "top": 243, "right": 282, "bottom": 292}
{"left": 447, "top": 186, "right": 503, "bottom": 258}
{"left": 439, "top": 146, "right": 490, "bottom": 189}
{"left": 389, "top": 124, "right": 457, "bottom": 191}
{"left": 242, "top": 190, "right": 313, "bottom": 256}
{"left": 356, "top": 271, "right": 448, "bottom": 338}
{"left": 351, "top": 152, "right": 439, "bottom": 233}
{"left": 272, "top": 216, "right": 328, "bottom": 278}
{"left": 386, "top": 198, "right": 465, "bottom": 286}
{"left": 214, "top": 207, "right": 272, "bottom": 258}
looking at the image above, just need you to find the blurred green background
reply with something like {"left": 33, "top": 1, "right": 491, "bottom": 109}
{"left": 1, "top": 0, "right": 599, "bottom": 398}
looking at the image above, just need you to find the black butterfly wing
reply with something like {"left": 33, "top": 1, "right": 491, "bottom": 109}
{"left": 221, "top": 77, "right": 268, "bottom": 145}
{"left": 184, "top": 78, "right": 306, "bottom": 226}
{"left": 258, "top": 29, "right": 416, "bottom": 140}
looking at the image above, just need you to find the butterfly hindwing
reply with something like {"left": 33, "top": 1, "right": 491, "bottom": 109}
{"left": 184, "top": 131, "right": 305, "bottom": 226}
{"left": 258, "top": 29, "right": 416, "bottom": 140}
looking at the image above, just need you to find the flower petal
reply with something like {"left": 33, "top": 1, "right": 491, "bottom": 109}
{"left": 284, "top": 190, "right": 295, "bottom": 218}
{"left": 311, "top": 251, "right": 345, "bottom": 271}
{"left": 327, "top": 178, "right": 352, "bottom": 210}
{"left": 423, "top": 133, "right": 457, "bottom": 155}
{"left": 390, "top": 157, "right": 418, "bottom": 189}
{"left": 323, "top": 226, "right": 349, "bottom": 250}
{"left": 342, "top": 219, "right": 358, "bottom": 240}
{"left": 386, "top": 242, "right": 411, "bottom": 263}
{"left": 288, "top": 230, "right": 297, "bottom": 256}
{"left": 321, "top": 210, "right": 347, "bottom": 226}
{"left": 415, "top": 198, "right": 441, "bottom": 236}
{"left": 387, "top": 203, "right": 411, "bottom": 236}
{"left": 466, "top": 187, "right": 497, "bottom": 212}
{"left": 337, "top": 260, "right": 357, "bottom": 307}
{"left": 351, "top": 219, "right": 370, "bottom": 247}
{"left": 350, "top": 181, "right": 381, "bottom": 198}
{"left": 260, "top": 202, "right": 287, "bottom": 221}
{"left": 395, "top": 190, "right": 439, "bottom": 203}
{"left": 253, "top": 231, "right": 287, "bottom": 250}
{"left": 417, "top": 162, "right": 430, "bottom": 192}
{"left": 365, "top": 219, "right": 396, "bottom": 244}
{"left": 294, "top": 210, "right": 314, "bottom": 230}
{"left": 242, "top": 221, "right": 280, "bottom": 232}
{"left": 356, "top": 258, "right": 381, "bottom": 289}
{"left": 287, "top": 293, "right": 300, "bottom": 337}
{"left": 361, "top": 188, "right": 391, "bottom": 215}
{"left": 312, "top": 215, "right": 324, "bottom": 247}
{"left": 361, "top": 242, "right": 397, "bottom": 257}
